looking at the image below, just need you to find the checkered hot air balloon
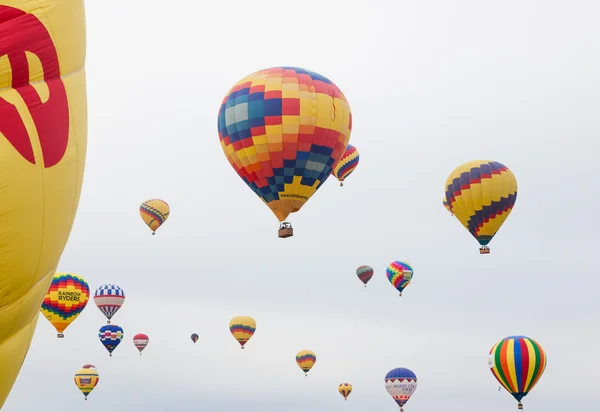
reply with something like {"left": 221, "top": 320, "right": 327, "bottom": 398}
{"left": 385, "top": 367, "right": 418, "bottom": 412}
{"left": 386, "top": 261, "right": 414, "bottom": 297}
{"left": 94, "top": 284, "right": 125, "bottom": 324}
{"left": 444, "top": 160, "right": 517, "bottom": 254}
{"left": 98, "top": 324, "right": 123, "bottom": 357}
{"left": 218, "top": 67, "right": 352, "bottom": 239}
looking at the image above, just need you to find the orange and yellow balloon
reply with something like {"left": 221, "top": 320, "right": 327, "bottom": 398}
{"left": 74, "top": 366, "right": 99, "bottom": 400}
{"left": 0, "top": 0, "right": 88, "bottom": 406}
{"left": 338, "top": 383, "right": 352, "bottom": 400}
{"left": 444, "top": 160, "right": 517, "bottom": 254}
{"left": 139, "top": 199, "right": 170, "bottom": 235}
{"left": 229, "top": 316, "right": 256, "bottom": 349}
{"left": 217, "top": 67, "right": 352, "bottom": 236}
{"left": 296, "top": 350, "right": 316, "bottom": 376}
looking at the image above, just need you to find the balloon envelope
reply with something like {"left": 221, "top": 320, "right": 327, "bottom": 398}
{"left": 385, "top": 367, "right": 418, "bottom": 410}
{"left": 488, "top": 336, "right": 547, "bottom": 407}
{"left": 356, "top": 265, "right": 374, "bottom": 286}
{"left": 444, "top": 160, "right": 517, "bottom": 252}
{"left": 139, "top": 199, "right": 170, "bottom": 234}
{"left": 40, "top": 273, "right": 90, "bottom": 337}
{"left": 338, "top": 383, "right": 352, "bottom": 400}
{"left": 296, "top": 350, "right": 317, "bottom": 375}
{"left": 332, "top": 144, "right": 359, "bottom": 185}
{"left": 217, "top": 66, "right": 352, "bottom": 226}
{"left": 74, "top": 367, "right": 99, "bottom": 400}
{"left": 94, "top": 284, "right": 125, "bottom": 323}
{"left": 191, "top": 333, "right": 199, "bottom": 343}
{"left": 133, "top": 333, "right": 149, "bottom": 354}
{"left": 99, "top": 324, "right": 124, "bottom": 356}
{"left": 0, "top": 2, "right": 87, "bottom": 405}
{"left": 229, "top": 316, "right": 256, "bottom": 348}
{"left": 386, "top": 261, "right": 414, "bottom": 295}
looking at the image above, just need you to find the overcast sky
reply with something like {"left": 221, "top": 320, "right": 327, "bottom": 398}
{"left": 4, "top": 0, "right": 600, "bottom": 410}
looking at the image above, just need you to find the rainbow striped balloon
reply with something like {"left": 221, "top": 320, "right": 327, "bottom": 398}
{"left": 332, "top": 144, "right": 359, "bottom": 186}
{"left": 296, "top": 350, "right": 316, "bottom": 376}
{"left": 229, "top": 316, "right": 256, "bottom": 349}
{"left": 488, "top": 336, "right": 547, "bottom": 409}
{"left": 386, "top": 261, "right": 414, "bottom": 296}
{"left": 40, "top": 273, "right": 90, "bottom": 338}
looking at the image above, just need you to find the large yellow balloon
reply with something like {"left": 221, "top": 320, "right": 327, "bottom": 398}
{"left": 0, "top": 0, "right": 87, "bottom": 406}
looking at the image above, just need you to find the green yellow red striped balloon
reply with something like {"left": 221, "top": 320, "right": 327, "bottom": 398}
{"left": 488, "top": 336, "right": 547, "bottom": 408}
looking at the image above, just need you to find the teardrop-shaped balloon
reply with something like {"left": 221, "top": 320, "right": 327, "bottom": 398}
{"left": 218, "top": 66, "right": 352, "bottom": 237}
{"left": 386, "top": 261, "right": 414, "bottom": 297}
{"left": 93, "top": 284, "right": 125, "bottom": 324}
{"left": 296, "top": 350, "right": 316, "bottom": 376}
{"left": 385, "top": 367, "right": 418, "bottom": 411}
{"left": 444, "top": 160, "right": 517, "bottom": 254}
{"left": 74, "top": 366, "right": 99, "bottom": 401}
{"left": 133, "top": 333, "right": 149, "bottom": 355}
{"left": 191, "top": 333, "right": 199, "bottom": 343}
{"left": 98, "top": 324, "right": 123, "bottom": 357}
{"left": 338, "top": 383, "right": 352, "bottom": 400}
{"left": 40, "top": 273, "right": 90, "bottom": 338}
{"left": 229, "top": 316, "right": 256, "bottom": 349}
{"left": 139, "top": 199, "right": 170, "bottom": 235}
{"left": 332, "top": 144, "right": 359, "bottom": 186}
{"left": 488, "top": 336, "right": 547, "bottom": 410}
{"left": 356, "top": 265, "right": 374, "bottom": 287}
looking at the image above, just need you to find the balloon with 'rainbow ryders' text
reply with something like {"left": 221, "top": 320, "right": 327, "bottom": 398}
{"left": 0, "top": 0, "right": 88, "bottom": 406}
{"left": 40, "top": 273, "right": 90, "bottom": 338}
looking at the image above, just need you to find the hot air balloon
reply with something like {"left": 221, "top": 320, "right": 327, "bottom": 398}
{"left": 332, "top": 144, "right": 359, "bottom": 187}
{"left": 139, "top": 199, "right": 170, "bottom": 235}
{"left": 444, "top": 160, "right": 517, "bottom": 254}
{"left": 217, "top": 66, "right": 353, "bottom": 238}
{"left": 386, "top": 261, "right": 414, "bottom": 297}
{"left": 338, "top": 383, "right": 352, "bottom": 400}
{"left": 229, "top": 316, "right": 256, "bottom": 349}
{"left": 74, "top": 366, "right": 99, "bottom": 400}
{"left": 356, "top": 265, "right": 374, "bottom": 287}
{"left": 82, "top": 364, "right": 95, "bottom": 369}
{"left": 191, "top": 333, "right": 199, "bottom": 343}
{"left": 0, "top": 2, "right": 87, "bottom": 405}
{"left": 99, "top": 324, "right": 124, "bottom": 357}
{"left": 40, "top": 273, "right": 90, "bottom": 338}
{"left": 93, "top": 284, "right": 125, "bottom": 324}
{"left": 442, "top": 197, "right": 453, "bottom": 215}
{"left": 385, "top": 367, "right": 418, "bottom": 412}
{"left": 488, "top": 336, "right": 547, "bottom": 410}
{"left": 133, "top": 333, "right": 149, "bottom": 355}
{"left": 296, "top": 350, "right": 316, "bottom": 376}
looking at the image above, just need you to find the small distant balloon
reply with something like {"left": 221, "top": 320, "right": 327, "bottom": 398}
{"left": 191, "top": 333, "right": 199, "bottom": 344}
{"left": 229, "top": 316, "right": 256, "bottom": 349}
{"left": 386, "top": 261, "right": 414, "bottom": 297}
{"left": 139, "top": 199, "right": 170, "bottom": 235}
{"left": 385, "top": 367, "right": 418, "bottom": 412}
{"left": 332, "top": 144, "right": 359, "bottom": 187}
{"left": 296, "top": 350, "right": 316, "bottom": 376}
{"left": 99, "top": 324, "right": 123, "bottom": 357}
{"left": 40, "top": 273, "right": 90, "bottom": 338}
{"left": 133, "top": 333, "right": 149, "bottom": 355}
{"left": 93, "top": 284, "right": 125, "bottom": 324}
{"left": 338, "top": 383, "right": 352, "bottom": 400}
{"left": 356, "top": 265, "right": 374, "bottom": 287}
{"left": 74, "top": 366, "right": 99, "bottom": 400}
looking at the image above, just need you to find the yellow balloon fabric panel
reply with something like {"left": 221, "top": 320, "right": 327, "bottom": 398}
{"left": 0, "top": 0, "right": 87, "bottom": 406}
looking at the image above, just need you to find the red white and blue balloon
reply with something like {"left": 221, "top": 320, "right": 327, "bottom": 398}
{"left": 94, "top": 284, "right": 125, "bottom": 323}
{"left": 99, "top": 324, "right": 123, "bottom": 357}
{"left": 385, "top": 367, "right": 418, "bottom": 411}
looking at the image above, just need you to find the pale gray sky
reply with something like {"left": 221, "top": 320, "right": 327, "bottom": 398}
{"left": 4, "top": 0, "right": 600, "bottom": 410}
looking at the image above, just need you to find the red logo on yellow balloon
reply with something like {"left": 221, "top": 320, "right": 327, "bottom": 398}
{"left": 0, "top": 5, "right": 69, "bottom": 168}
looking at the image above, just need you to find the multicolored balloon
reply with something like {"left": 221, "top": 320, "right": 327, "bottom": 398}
{"left": 191, "top": 333, "right": 199, "bottom": 343}
{"left": 356, "top": 265, "right": 374, "bottom": 287}
{"left": 217, "top": 66, "right": 352, "bottom": 237}
{"left": 93, "top": 284, "right": 125, "bottom": 324}
{"left": 0, "top": 1, "right": 88, "bottom": 406}
{"left": 488, "top": 336, "right": 547, "bottom": 410}
{"left": 40, "top": 273, "right": 90, "bottom": 338}
{"left": 296, "top": 350, "right": 316, "bottom": 376}
{"left": 338, "top": 383, "right": 352, "bottom": 400}
{"left": 332, "top": 144, "right": 359, "bottom": 186}
{"left": 229, "top": 316, "right": 256, "bottom": 349}
{"left": 133, "top": 333, "right": 149, "bottom": 356}
{"left": 444, "top": 160, "right": 517, "bottom": 254}
{"left": 99, "top": 324, "right": 123, "bottom": 357}
{"left": 139, "top": 199, "right": 170, "bottom": 235}
{"left": 74, "top": 366, "right": 99, "bottom": 400}
{"left": 385, "top": 367, "right": 418, "bottom": 411}
{"left": 386, "top": 261, "right": 414, "bottom": 296}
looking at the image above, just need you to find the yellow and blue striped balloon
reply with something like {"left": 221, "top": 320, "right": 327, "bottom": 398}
{"left": 296, "top": 350, "right": 316, "bottom": 376}
{"left": 229, "top": 316, "right": 256, "bottom": 349}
